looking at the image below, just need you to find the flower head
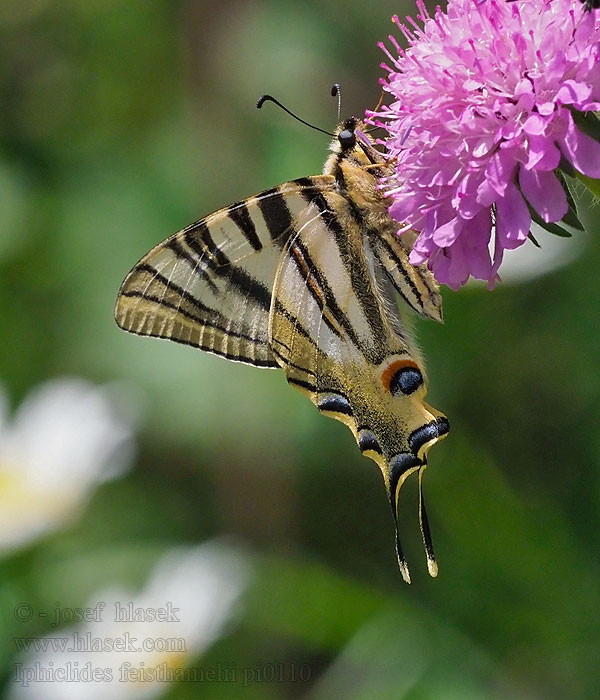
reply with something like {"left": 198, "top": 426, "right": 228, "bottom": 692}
{"left": 371, "top": 0, "right": 600, "bottom": 289}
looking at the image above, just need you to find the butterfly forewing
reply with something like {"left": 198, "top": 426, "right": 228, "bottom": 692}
{"left": 115, "top": 176, "right": 335, "bottom": 367}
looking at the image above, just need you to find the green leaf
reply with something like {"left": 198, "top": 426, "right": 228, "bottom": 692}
{"left": 575, "top": 170, "right": 600, "bottom": 199}
{"left": 561, "top": 204, "right": 585, "bottom": 231}
{"left": 568, "top": 108, "right": 600, "bottom": 143}
{"left": 556, "top": 171, "right": 585, "bottom": 231}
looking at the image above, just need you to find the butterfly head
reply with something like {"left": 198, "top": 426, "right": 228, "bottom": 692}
{"left": 328, "top": 117, "right": 388, "bottom": 170}
{"left": 335, "top": 117, "right": 360, "bottom": 152}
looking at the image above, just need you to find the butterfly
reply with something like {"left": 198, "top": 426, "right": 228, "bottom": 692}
{"left": 114, "top": 100, "right": 449, "bottom": 583}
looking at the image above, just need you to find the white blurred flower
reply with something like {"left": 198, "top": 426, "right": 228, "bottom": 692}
{"left": 0, "top": 378, "right": 136, "bottom": 554}
{"left": 9, "top": 541, "right": 250, "bottom": 700}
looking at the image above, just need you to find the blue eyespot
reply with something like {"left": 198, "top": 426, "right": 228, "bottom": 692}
{"left": 358, "top": 429, "right": 382, "bottom": 455}
{"left": 389, "top": 366, "right": 423, "bottom": 396}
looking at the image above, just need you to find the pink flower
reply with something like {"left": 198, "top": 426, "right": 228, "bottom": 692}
{"left": 370, "top": 0, "right": 600, "bottom": 289}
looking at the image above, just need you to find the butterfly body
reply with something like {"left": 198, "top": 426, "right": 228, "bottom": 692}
{"left": 115, "top": 116, "right": 448, "bottom": 581}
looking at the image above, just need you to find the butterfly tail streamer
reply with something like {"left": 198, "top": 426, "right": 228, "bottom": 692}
{"left": 418, "top": 463, "right": 438, "bottom": 578}
{"left": 388, "top": 458, "right": 422, "bottom": 584}
{"left": 393, "top": 514, "right": 412, "bottom": 585}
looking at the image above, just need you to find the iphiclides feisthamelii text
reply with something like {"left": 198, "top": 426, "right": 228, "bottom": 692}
{"left": 115, "top": 108, "right": 449, "bottom": 583}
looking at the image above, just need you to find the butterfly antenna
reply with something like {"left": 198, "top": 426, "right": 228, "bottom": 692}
{"left": 257, "top": 95, "right": 334, "bottom": 136}
{"left": 331, "top": 83, "right": 342, "bottom": 122}
{"left": 418, "top": 464, "right": 438, "bottom": 577}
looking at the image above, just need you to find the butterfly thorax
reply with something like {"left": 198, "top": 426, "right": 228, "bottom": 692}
{"left": 324, "top": 117, "right": 398, "bottom": 240}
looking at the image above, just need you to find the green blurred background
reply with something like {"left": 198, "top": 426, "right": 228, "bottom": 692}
{"left": 1, "top": 0, "right": 599, "bottom": 698}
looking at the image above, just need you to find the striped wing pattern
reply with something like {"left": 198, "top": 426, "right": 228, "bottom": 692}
{"left": 269, "top": 189, "right": 429, "bottom": 432}
{"left": 115, "top": 176, "right": 335, "bottom": 367}
{"left": 370, "top": 232, "right": 443, "bottom": 323}
{"left": 270, "top": 190, "right": 404, "bottom": 395}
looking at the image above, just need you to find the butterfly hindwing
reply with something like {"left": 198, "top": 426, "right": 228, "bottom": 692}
{"left": 115, "top": 176, "right": 335, "bottom": 367}
{"left": 269, "top": 183, "right": 449, "bottom": 582}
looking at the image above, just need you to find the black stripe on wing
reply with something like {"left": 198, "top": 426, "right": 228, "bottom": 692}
{"left": 164, "top": 238, "right": 219, "bottom": 289}
{"left": 271, "top": 299, "right": 322, "bottom": 349}
{"left": 289, "top": 233, "right": 363, "bottom": 349}
{"left": 130, "top": 330, "right": 278, "bottom": 367}
{"left": 295, "top": 187, "right": 403, "bottom": 362}
{"left": 256, "top": 188, "right": 294, "bottom": 241}
{"left": 227, "top": 201, "right": 263, "bottom": 251}
{"left": 324, "top": 169, "right": 391, "bottom": 344}
{"left": 374, "top": 236, "right": 424, "bottom": 308}
{"left": 118, "top": 291, "right": 268, "bottom": 353}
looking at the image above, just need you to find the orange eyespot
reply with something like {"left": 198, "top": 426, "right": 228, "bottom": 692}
{"left": 381, "top": 359, "right": 424, "bottom": 396}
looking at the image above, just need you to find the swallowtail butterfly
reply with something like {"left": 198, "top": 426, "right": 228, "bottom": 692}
{"left": 115, "top": 102, "right": 450, "bottom": 582}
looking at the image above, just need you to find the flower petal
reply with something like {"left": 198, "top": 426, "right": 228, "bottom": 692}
{"left": 480, "top": 147, "right": 520, "bottom": 201}
{"left": 519, "top": 167, "right": 568, "bottom": 223}
{"left": 495, "top": 182, "right": 531, "bottom": 250}
{"left": 388, "top": 193, "right": 419, "bottom": 223}
{"left": 429, "top": 246, "right": 469, "bottom": 291}
{"left": 523, "top": 114, "right": 547, "bottom": 136}
{"left": 556, "top": 80, "right": 592, "bottom": 107}
{"left": 463, "top": 209, "right": 493, "bottom": 281}
{"left": 433, "top": 217, "right": 464, "bottom": 246}
{"left": 525, "top": 135, "right": 561, "bottom": 171}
